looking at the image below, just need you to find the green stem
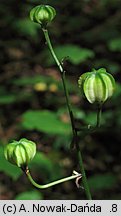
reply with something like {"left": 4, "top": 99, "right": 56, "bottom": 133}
{"left": 75, "top": 131, "right": 92, "bottom": 200}
{"left": 26, "top": 169, "right": 81, "bottom": 189}
{"left": 42, "top": 28, "right": 75, "bottom": 136}
{"left": 42, "top": 28, "right": 92, "bottom": 199}
{"left": 43, "top": 29, "right": 63, "bottom": 73}
{"left": 96, "top": 105, "right": 102, "bottom": 128}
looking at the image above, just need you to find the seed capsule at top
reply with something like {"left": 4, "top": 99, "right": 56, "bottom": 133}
{"left": 78, "top": 68, "right": 115, "bottom": 105}
{"left": 30, "top": 5, "right": 56, "bottom": 28}
{"left": 4, "top": 138, "right": 36, "bottom": 169}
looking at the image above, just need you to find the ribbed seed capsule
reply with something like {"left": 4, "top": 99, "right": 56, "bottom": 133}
{"left": 4, "top": 138, "right": 36, "bottom": 169}
{"left": 78, "top": 68, "right": 115, "bottom": 105}
{"left": 30, "top": 5, "right": 56, "bottom": 28}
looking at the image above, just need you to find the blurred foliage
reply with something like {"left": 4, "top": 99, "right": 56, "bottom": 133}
{"left": 30, "top": 151, "right": 62, "bottom": 181}
{"left": 88, "top": 174, "right": 118, "bottom": 191}
{"left": 0, "top": 146, "right": 22, "bottom": 180}
{"left": 108, "top": 38, "right": 121, "bottom": 52}
{"left": 43, "top": 44, "right": 95, "bottom": 65}
{"left": 22, "top": 110, "right": 71, "bottom": 135}
{"left": 0, "top": 0, "right": 121, "bottom": 200}
{"left": 12, "top": 18, "right": 39, "bottom": 38}
{"left": 15, "top": 190, "right": 43, "bottom": 200}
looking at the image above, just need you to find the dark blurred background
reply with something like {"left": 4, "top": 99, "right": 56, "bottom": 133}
{"left": 0, "top": 0, "right": 121, "bottom": 200}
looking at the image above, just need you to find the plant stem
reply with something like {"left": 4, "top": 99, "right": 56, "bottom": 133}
{"left": 75, "top": 132, "right": 92, "bottom": 199}
{"left": 96, "top": 105, "right": 102, "bottom": 128}
{"left": 42, "top": 28, "right": 92, "bottom": 199}
{"left": 42, "top": 28, "right": 75, "bottom": 136}
{"left": 26, "top": 169, "right": 81, "bottom": 189}
{"left": 42, "top": 29, "right": 63, "bottom": 73}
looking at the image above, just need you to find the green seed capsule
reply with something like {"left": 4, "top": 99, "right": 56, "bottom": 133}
{"left": 4, "top": 138, "right": 36, "bottom": 169}
{"left": 78, "top": 68, "right": 115, "bottom": 105}
{"left": 30, "top": 5, "right": 56, "bottom": 28}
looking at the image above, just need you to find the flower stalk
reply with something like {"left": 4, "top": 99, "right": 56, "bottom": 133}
{"left": 25, "top": 168, "right": 82, "bottom": 189}
{"left": 42, "top": 27, "right": 92, "bottom": 200}
{"left": 96, "top": 105, "right": 102, "bottom": 128}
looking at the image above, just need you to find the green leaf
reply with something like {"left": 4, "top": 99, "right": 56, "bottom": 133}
{"left": 31, "top": 152, "right": 54, "bottom": 173}
{"left": 44, "top": 44, "right": 95, "bottom": 65}
{"left": 21, "top": 110, "right": 71, "bottom": 135}
{"left": 30, "top": 151, "right": 61, "bottom": 181}
{"left": 108, "top": 38, "right": 121, "bottom": 52}
{"left": 0, "top": 146, "right": 22, "bottom": 180}
{"left": 83, "top": 111, "right": 112, "bottom": 126}
{"left": 15, "top": 190, "right": 43, "bottom": 200}
{"left": 13, "top": 18, "right": 39, "bottom": 37}
{"left": 84, "top": 112, "right": 98, "bottom": 125}
{"left": 94, "top": 59, "right": 120, "bottom": 74}
{"left": 53, "top": 135, "right": 71, "bottom": 150}
{"left": 88, "top": 173, "right": 118, "bottom": 191}
{"left": 13, "top": 75, "right": 50, "bottom": 86}
{"left": 0, "top": 95, "right": 16, "bottom": 104}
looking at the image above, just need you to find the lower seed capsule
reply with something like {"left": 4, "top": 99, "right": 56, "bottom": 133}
{"left": 4, "top": 138, "right": 36, "bottom": 169}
